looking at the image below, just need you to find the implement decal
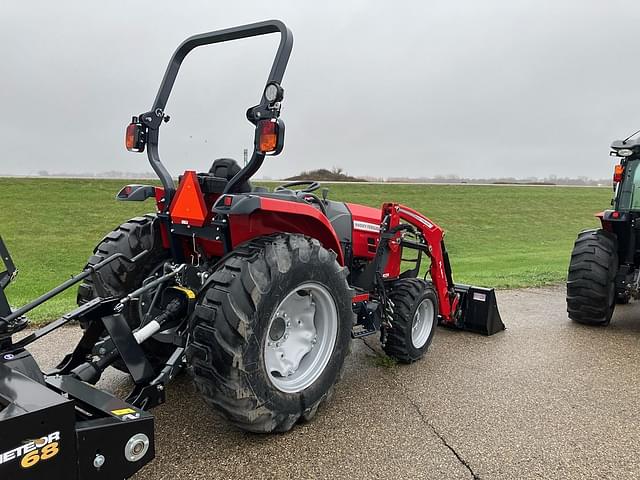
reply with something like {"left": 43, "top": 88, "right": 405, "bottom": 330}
{"left": 0, "top": 431, "right": 60, "bottom": 469}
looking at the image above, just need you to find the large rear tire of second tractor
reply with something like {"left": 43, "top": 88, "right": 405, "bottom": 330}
{"left": 188, "top": 234, "right": 353, "bottom": 433}
{"left": 566, "top": 229, "right": 618, "bottom": 326}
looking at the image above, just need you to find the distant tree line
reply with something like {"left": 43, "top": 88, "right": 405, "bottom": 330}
{"left": 36, "top": 170, "right": 157, "bottom": 179}
{"left": 23, "top": 169, "right": 612, "bottom": 186}
{"left": 361, "top": 174, "right": 612, "bottom": 186}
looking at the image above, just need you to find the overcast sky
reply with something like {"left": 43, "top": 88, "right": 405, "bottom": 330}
{"left": 1, "top": 0, "right": 639, "bottom": 180}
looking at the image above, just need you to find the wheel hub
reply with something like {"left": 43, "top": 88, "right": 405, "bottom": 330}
{"left": 265, "top": 297, "right": 317, "bottom": 377}
{"left": 411, "top": 297, "right": 434, "bottom": 349}
{"left": 264, "top": 283, "right": 337, "bottom": 393}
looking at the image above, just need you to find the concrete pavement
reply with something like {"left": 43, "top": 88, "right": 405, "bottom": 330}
{"left": 26, "top": 286, "right": 640, "bottom": 479}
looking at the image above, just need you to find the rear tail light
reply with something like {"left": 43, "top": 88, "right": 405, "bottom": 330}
{"left": 257, "top": 120, "right": 277, "bottom": 153}
{"left": 614, "top": 164, "right": 624, "bottom": 183}
{"left": 126, "top": 117, "right": 146, "bottom": 152}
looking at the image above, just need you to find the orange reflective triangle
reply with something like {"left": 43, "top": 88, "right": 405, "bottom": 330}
{"left": 169, "top": 170, "right": 208, "bottom": 227}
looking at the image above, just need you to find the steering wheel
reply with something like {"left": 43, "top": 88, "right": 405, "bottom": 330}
{"left": 274, "top": 180, "right": 321, "bottom": 193}
{"left": 274, "top": 180, "right": 327, "bottom": 216}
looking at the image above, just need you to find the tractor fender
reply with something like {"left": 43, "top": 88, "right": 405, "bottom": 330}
{"left": 219, "top": 194, "right": 345, "bottom": 265}
{"left": 597, "top": 210, "right": 629, "bottom": 232}
{"left": 595, "top": 211, "right": 611, "bottom": 231}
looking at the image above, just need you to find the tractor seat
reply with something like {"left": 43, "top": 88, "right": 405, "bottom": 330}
{"left": 189, "top": 158, "right": 253, "bottom": 195}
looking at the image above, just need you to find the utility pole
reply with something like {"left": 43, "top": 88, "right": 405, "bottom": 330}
{"left": 243, "top": 149, "right": 248, "bottom": 167}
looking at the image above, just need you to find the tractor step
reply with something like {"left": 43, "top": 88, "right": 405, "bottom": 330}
{"left": 351, "top": 325, "right": 377, "bottom": 338}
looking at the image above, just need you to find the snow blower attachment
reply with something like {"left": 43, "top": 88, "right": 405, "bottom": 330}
{"left": 1, "top": 236, "right": 156, "bottom": 480}
{"left": 0, "top": 19, "right": 503, "bottom": 480}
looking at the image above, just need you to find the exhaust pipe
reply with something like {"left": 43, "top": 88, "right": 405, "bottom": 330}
{"left": 453, "top": 284, "right": 505, "bottom": 335}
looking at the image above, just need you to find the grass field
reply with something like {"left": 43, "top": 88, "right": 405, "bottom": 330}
{"left": 0, "top": 178, "right": 610, "bottom": 322}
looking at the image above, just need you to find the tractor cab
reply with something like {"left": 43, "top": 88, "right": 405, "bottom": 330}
{"left": 612, "top": 159, "right": 640, "bottom": 212}
{"left": 610, "top": 139, "right": 640, "bottom": 213}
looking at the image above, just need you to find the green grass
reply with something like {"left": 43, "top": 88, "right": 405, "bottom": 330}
{"left": 0, "top": 178, "right": 610, "bottom": 322}
{"left": 371, "top": 354, "right": 398, "bottom": 369}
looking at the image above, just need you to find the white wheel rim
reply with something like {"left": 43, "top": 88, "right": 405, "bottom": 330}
{"left": 264, "top": 282, "right": 338, "bottom": 393}
{"left": 411, "top": 297, "right": 435, "bottom": 349}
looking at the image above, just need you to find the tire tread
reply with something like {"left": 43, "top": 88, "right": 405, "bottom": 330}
{"left": 187, "top": 234, "right": 352, "bottom": 433}
{"left": 566, "top": 229, "right": 618, "bottom": 325}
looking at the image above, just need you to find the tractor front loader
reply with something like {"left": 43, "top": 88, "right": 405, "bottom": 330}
{"left": 0, "top": 20, "right": 504, "bottom": 480}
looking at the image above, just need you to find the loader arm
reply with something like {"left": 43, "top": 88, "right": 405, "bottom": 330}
{"left": 381, "top": 204, "right": 504, "bottom": 335}
{"left": 382, "top": 204, "right": 459, "bottom": 322}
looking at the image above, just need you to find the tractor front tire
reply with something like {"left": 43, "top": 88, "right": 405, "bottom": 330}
{"left": 77, "top": 215, "right": 172, "bottom": 369}
{"left": 566, "top": 229, "right": 618, "bottom": 326}
{"left": 382, "top": 278, "right": 438, "bottom": 363}
{"left": 187, "top": 234, "right": 353, "bottom": 433}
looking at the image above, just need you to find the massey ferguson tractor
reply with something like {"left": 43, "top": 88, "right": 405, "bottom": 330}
{"left": 567, "top": 131, "right": 640, "bottom": 325}
{"left": 0, "top": 20, "right": 504, "bottom": 479}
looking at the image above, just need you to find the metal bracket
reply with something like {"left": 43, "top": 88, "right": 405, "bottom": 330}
{"left": 0, "top": 236, "right": 17, "bottom": 320}
{"left": 102, "top": 314, "right": 156, "bottom": 384}
{"left": 0, "top": 236, "right": 17, "bottom": 289}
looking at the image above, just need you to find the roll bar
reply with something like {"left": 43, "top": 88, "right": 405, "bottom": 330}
{"left": 135, "top": 20, "right": 293, "bottom": 204}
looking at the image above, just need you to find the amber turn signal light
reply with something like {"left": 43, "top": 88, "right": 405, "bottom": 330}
{"left": 126, "top": 117, "right": 146, "bottom": 152}
{"left": 614, "top": 164, "right": 624, "bottom": 183}
{"left": 256, "top": 119, "right": 278, "bottom": 153}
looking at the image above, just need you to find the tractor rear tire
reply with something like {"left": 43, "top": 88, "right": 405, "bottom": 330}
{"left": 382, "top": 278, "right": 438, "bottom": 363}
{"left": 566, "top": 229, "right": 618, "bottom": 326}
{"left": 187, "top": 234, "right": 353, "bottom": 433}
{"left": 77, "top": 215, "right": 172, "bottom": 369}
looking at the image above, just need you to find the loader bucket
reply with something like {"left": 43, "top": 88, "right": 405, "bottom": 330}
{"left": 453, "top": 284, "right": 505, "bottom": 335}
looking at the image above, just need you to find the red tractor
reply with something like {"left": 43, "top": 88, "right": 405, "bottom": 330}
{"left": 0, "top": 21, "right": 503, "bottom": 479}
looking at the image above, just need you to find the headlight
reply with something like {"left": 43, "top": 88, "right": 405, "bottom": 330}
{"left": 264, "top": 82, "right": 283, "bottom": 103}
{"left": 617, "top": 148, "right": 634, "bottom": 157}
